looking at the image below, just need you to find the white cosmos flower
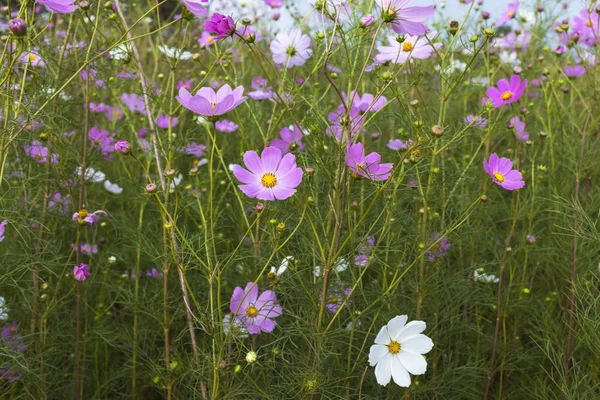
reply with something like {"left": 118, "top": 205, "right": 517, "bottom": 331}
{"left": 369, "top": 315, "right": 434, "bottom": 387}
{"left": 74, "top": 167, "right": 106, "bottom": 182}
{"left": 474, "top": 268, "right": 499, "bottom": 283}
{"left": 109, "top": 44, "right": 130, "bottom": 60}
{"left": 158, "top": 45, "right": 193, "bottom": 60}
{"left": 104, "top": 180, "right": 123, "bottom": 194}
{"left": 270, "top": 256, "right": 293, "bottom": 277}
{"left": 498, "top": 50, "right": 520, "bottom": 66}
{"left": 169, "top": 174, "right": 183, "bottom": 192}
{"left": 314, "top": 258, "right": 348, "bottom": 277}
{"left": 0, "top": 296, "right": 8, "bottom": 320}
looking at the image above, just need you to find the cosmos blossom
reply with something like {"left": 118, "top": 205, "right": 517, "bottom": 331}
{"left": 509, "top": 116, "right": 529, "bottom": 142}
{"left": 483, "top": 153, "right": 525, "bottom": 190}
{"left": 73, "top": 264, "right": 90, "bottom": 281}
{"left": 176, "top": 84, "right": 247, "bottom": 119}
{"left": 230, "top": 282, "right": 282, "bottom": 334}
{"left": 485, "top": 75, "right": 527, "bottom": 108}
{"left": 203, "top": 13, "right": 235, "bottom": 39}
{"left": 497, "top": 1, "right": 519, "bottom": 27}
{"left": 24, "top": 141, "right": 59, "bottom": 164}
{"left": 72, "top": 209, "right": 107, "bottom": 226}
{"left": 375, "top": 32, "right": 441, "bottom": 64}
{"left": 232, "top": 147, "right": 303, "bottom": 201}
{"left": 376, "top": 0, "right": 435, "bottom": 36}
{"left": 369, "top": 315, "right": 434, "bottom": 387}
{"left": 270, "top": 29, "right": 313, "bottom": 67}
{"left": 38, "top": 0, "right": 78, "bottom": 13}
{"left": 345, "top": 143, "right": 393, "bottom": 181}
{"left": 0, "top": 220, "right": 7, "bottom": 242}
{"left": 270, "top": 125, "right": 305, "bottom": 154}
{"left": 183, "top": 0, "right": 208, "bottom": 17}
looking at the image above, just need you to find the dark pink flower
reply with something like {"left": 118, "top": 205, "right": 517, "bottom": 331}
{"left": 564, "top": 65, "right": 585, "bottom": 78}
{"left": 270, "top": 125, "right": 305, "bottom": 154}
{"left": 74, "top": 264, "right": 90, "bottom": 281}
{"left": 38, "top": 0, "right": 78, "bottom": 13}
{"left": 345, "top": 143, "right": 393, "bottom": 181}
{"left": 485, "top": 75, "right": 527, "bottom": 108}
{"left": 426, "top": 233, "right": 450, "bottom": 260}
{"left": 377, "top": 0, "right": 434, "bottom": 36}
{"left": 203, "top": 13, "right": 235, "bottom": 40}
{"left": 230, "top": 282, "right": 282, "bottom": 334}
{"left": 0, "top": 220, "right": 7, "bottom": 242}
{"left": 483, "top": 153, "right": 525, "bottom": 190}
{"left": 157, "top": 114, "right": 179, "bottom": 129}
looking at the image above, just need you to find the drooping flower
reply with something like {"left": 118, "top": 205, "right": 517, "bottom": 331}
{"left": 375, "top": 32, "right": 441, "bottom": 64}
{"left": 229, "top": 282, "right": 282, "bottom": 334}
{"left": 38, "top": 0, "right": 78, "bottom": 13}
{"left": 270, "top": 125, "right": 305, "bottom": 154}
{"left": 497, "top": 1, "right": 519, "bottom": 27}
{"left": 376, "top": 0, "right": 435, "bottom": 36}
{"left": 509, "top": 116, "right": 529, "bottom": 142}
{"left": 203, "top": 13, "right": 235, "bottom": 40}
{"left": 345, "top": 143, "right": 393, "bottom": 181}
{"left": 485, "top": 75, "right": 527, "bottom": 108}
{"left": 425, "top": 233, "right": 450, "bottom": 260}
{"left": 464, "top": 115, "right": 488, "bottom": 129}
{"left": 183, "top": 0, "right": 208, "bottom": 17}
{"left": 73, "top": 264, "right": 90, "bottom": 281}
{"left": 232, "top": 147, "right": 303, "bottom": 201}
{"left": 483, "top": 153, "right": 525, "bottom": 190}
{"left": 72, "top": 209, "right": 107, "bottom": 226}
{"left": 0, "top": 220, "right": 7, "bottom": 242}
{"left": 215, "top": 120, "right": 238, "bottom": 133}
{"left": 270, "top": 29, "right": 313, "bottom": 67}
{"left": 268, "top": 256, "right": 293, "bottom": 281}
{"left": 369, "top": 315, "right": 434, "bottom": 387}
{"left": 176, "top": 84, "right": 247, "bottom": 119}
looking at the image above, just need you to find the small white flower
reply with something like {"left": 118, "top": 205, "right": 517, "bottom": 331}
{"left": 270, "top": 256, "right": 293, "bottom": 277}
{"left": 314, "top": 258, "right": 348, "bottom": 277}
{"left": 369, "top": 315, "right": 434, "bottom": 387}
{"left": 0, "top": 296, "right": 8, "bottom": 320}
{"left": 104, "top": 180, "right": 123, "bottom": 194}
{"left": 270, "top": 29, "right": 313, "bottom": 67}
{"left": 74, "top": 167, "right": 106, "bottom": 182}
{"left": 474, "top": 268, "right": 499, "bottom": 283}
{"left": 108, "top": 256, "right": 117, "bottom": 264}
{"left": 498, "top": 50, "right": 520, "bottom": 66}
{"left": 109, "top": 44, "right": 130, "bottom": 60}
{"left": 158, "top": 45, "right": 193, "bottom": 61}
{"left": 169, "top": 174, "right": 183, "bottom": 191}
{"left": 517, "top": 8, "right": 536, "bottom": 28}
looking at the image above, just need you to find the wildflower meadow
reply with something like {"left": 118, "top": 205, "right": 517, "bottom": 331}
{"left": 2, "top": 0, "right": 600, "bottom": 398}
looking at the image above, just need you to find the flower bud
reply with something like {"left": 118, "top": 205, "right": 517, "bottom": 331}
{"left": 166, "top": 169, "right": 176, "bottom": 178}
{"left": 8, "top": 19, "right": 27, "bottom": 37}
{"left": 360, "top": 14, "right": 374, "bottom": 27}
{"left": 431, "top": 125, "right": 444, "bottom": 137}
{"left": 114, "top": 140, "right": 131, "bottom": 155}
{"left": 145, "top": 183, "right": 158, "bottom": 194}
{"left": 482, "top": 11, "right": 490, "bottom": 20}
{"left": 245, "top": 351, "right": 257, "bottom": 364}
{"left": 483, "top": 27, "right": 495, "bottom": 37}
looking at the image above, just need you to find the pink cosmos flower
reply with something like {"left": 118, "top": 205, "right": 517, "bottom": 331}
{"left": 327, "top": 105, "right": 364, "bottom": 143}
{"left": 496, "top": 31, "right": 531, "bottom": 51}
{"left": 18, "top": 51, "right": 45, "bottom": 67}
{"left": 203, "top": 13, "right": 235, "bottom": 39}
{"left": 121, "top": 93, "right": 146, "bottom": 113}
{"left": 183, "top": 0, "right": 208, "bottom": 17}
{"left": 38, "top": 0, "right": 78, "bottom": 13}
{"left": 232, "top": 147, "right": 303, "bottom": 201}
{"left": 215, "top": 120, "right": 238, "bottom": 133}
{"left": 270, "top": 29, "right": 313, "bottom": 67}
{"left": 572, "top": 8, "right": 600, "bottom": 46}
{"left": 376, "top": 0, "right": 434, "bottom": 36}
{"left": 72, "top": 210, "right": 107, "bottom": 226}
{"left": 24, "top": 141, "right": 59, "bottom": 164}
{"left": 248, "top": 77, "right": 274, "bottom": 100}
{"left": 509, "top": 116, "right": 529, "bottom": 142}
{"left": 0, "top": 220, "right": 7, "bottom": 242}
{"left": 74, "top": 264, "right": 90, "bottom": 281}
{"left": 230, "top": 282, "right": 282, "bottom": 334}
{"left": 325, "top": 288, "right": 352, "bottom": 313}
{"left": 72, "top": 243, "right": 98, "bottom": 255}
{"left": 464, "top": 115, "right": 488, "bottom": 129}
{"left": 105, "top": 106, "right": 124, "bottom": 122}
{"left": 375, "top": 32, "right": 441, "bottom": 64}
{"left": 346, "top": 143, "right": 393, "bottom": 181}
{"left": 483, "top": 153, "right": 525, "bottom": 190}
{"left": 146, "top": 268, "right": 163, "bottom": 279}
{"left": 270, "top": 125, "right": 305, "bottom": 154}
{"left": 88, "top": 126, "right": 115, "bottom": 157}
{"left": 387, "top": 139, "right": 412, "bottom": 150}
{"left": 426, "top": 233, "right": 450, "bottom": 260}
{"left": 564, "top": 65, "right": 585, "bottom": 78}
{"left": 485, "top": 75, "right": 527, "bottom": 108}
{"left": 198, "top": 31, "right": 216, "bottom": 48}
{"left": 180, "top": 142, "right": 207, "bottom": 157}
{"left": 497, "top": 1, "right": 519, "bottom": 27}
{"left": 265, "top": 0, "right": 282, "bottom": 8}
{"left": 157, "top": 114, "right": 179, "bottom": 129}
{"left": 343, "top": 91, "right": 387, "bottom": 113}
{"left": 176, "top": 84, "right": 247, "bottom": 119}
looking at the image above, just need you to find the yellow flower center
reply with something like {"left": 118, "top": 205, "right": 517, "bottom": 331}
{"left": 79, "top": 209, "right": 89, "bottom": 218}
{"left": 246, "top": 305, "right": 258, "bottom": 317}
{"left": 28, "top": 54, "right": 37, "bottom": 62}
{"left": 10, "top": 327, "right": 16, "bottom": 332}
{"left": 586, "top": 20, "right": 593, "bottom": 27}
{"left": 35, "top": 153, "right": 43, "bottom": 160}
{"left": 210, "top": 102, "right": 216, "bottom": 110}
{"left": 267, "top": 271, "right": 276, "bottom": 280}
{"left": 507, "top": 11, "right": 514, "bottom": 18}
{"left": 493, "top": 172, "right": 505, "bottom": 182}
{"left": 329, "top": 296, "right": 339, "bottom": 304}
{"left": 388, "top": 340, "right": 401, "bottom": 354}
{"left": 402, "top": 42, "right": 414, "bottom": 52}
{"left": 501, "top": 91, "right": 513, "bottom": 101}
{"left": 207, "top": 37, "right": 213, "bottom": 43}
{"left": 261, "top": 172, "right": 277, "bottom": 188}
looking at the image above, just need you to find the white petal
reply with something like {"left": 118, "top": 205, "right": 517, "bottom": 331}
{"left": 395, "top": 320, "right": 426, "bottom": 341}
{"left": 387, "top": 315, "right": 408, "bottom": 338}
{"left": 401, "top": 334, "right": 434, "bottom": 355}
{"left": 374, "top": 325, "right": 391, "bottom": 345}
{"left": 277, "top": 256, "right": 293, "bottom": 275}
{"left": 374, "top": 353, "right": 392, "bottom": 386}
{"left": 399, "top": 350, "right": 427, "bottom": 375}
{"left": 390, "top": 355, "right": 411, "bottom": 387}
{"left": 369, "top": 344, "right": 389, "bottom": 366}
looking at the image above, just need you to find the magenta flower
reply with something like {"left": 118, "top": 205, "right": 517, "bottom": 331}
{"left": 270, "top": 125, "right": 305, "bottom": 154}
{"left": 497, "top": 1, "right": 519, "bottom": 27}
{"left": 387, "top": 138, "right": 412, "bottom": 150}
{"left": 325, "top": 288, "right": 352, "bottom": 313}
{"left": 74, "top": 264, "right": 90, "bottom": 281}
{"left": 215, "top": 120, "right": 239, "bottom": 133}
{"left": 157, "top": 114, "right": 179, "bottom": 129}
{"left": 564, "top": 65, "right": 585, "bottom": 78}
{"left": 180, "top": 142, "right": 207, "bottom": 157}
{"left": 426, "top": 233, "right": 450, "bottom": 260}
{"left": 114, "top": 140, "right": 131, "bottom": 155}
{"left": 0, "top": 220, "right": 7, "bottom": 242}
{"left": 23, "top": 141, "right": 58, "bottom": 164}
{"left": 464, "top": 115, "right": 488, "bottom": 129}
{"left": 146, "top": 268, "right": 163, "bottom": 279}
{"left": 230, "top": 282, "right": 282, "bottom": 334}
{"left": 233, "top": 147, "right": 303, "bottom": 201}
{"left": 72, "top": 209, "right": 107, "bottom": 226}
{"left": 484, "top": 153, "right": 525, "bottom": 190}
{"left": 183, "top": 0, "right": 208, "bottom": 17}
{"left": 510, "top": 116, "right": 529, "bottom": 142}
{"left": 203, "top": 13, "right": 235, "bottom": 40}
{"left": 375, "top": 32, "right": 441, "bottom": 64}
{"left": 327, "top": 105, "right": 364, "bottom": 143}
{"left": 572, "top": 8, "right": 600, "bottom": 46}
{"left": 265, "top": 0, "right": 282, "bottom": 8}
{"left": 38, "top": 0, "right": 78, "bottom": 13}
{"left": 248, "top": 77, "right": 274, "bottom": 100}
{"left": 121, "top": 93, "right": 146, "bottom": 113}
{"left": 376, "top": 0, "right": 434, "bottom": 36}
{"left": 176, "top": 84, "right": 247, "bottom": 119}
{"left": 345, "top": 143, "right": 393, "bottom": 181}
{"left": 485, "top": 75, "right": 527, "bottom": 108}
{"left": 88, "top": 126, "right": 115, "bottom": 157}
